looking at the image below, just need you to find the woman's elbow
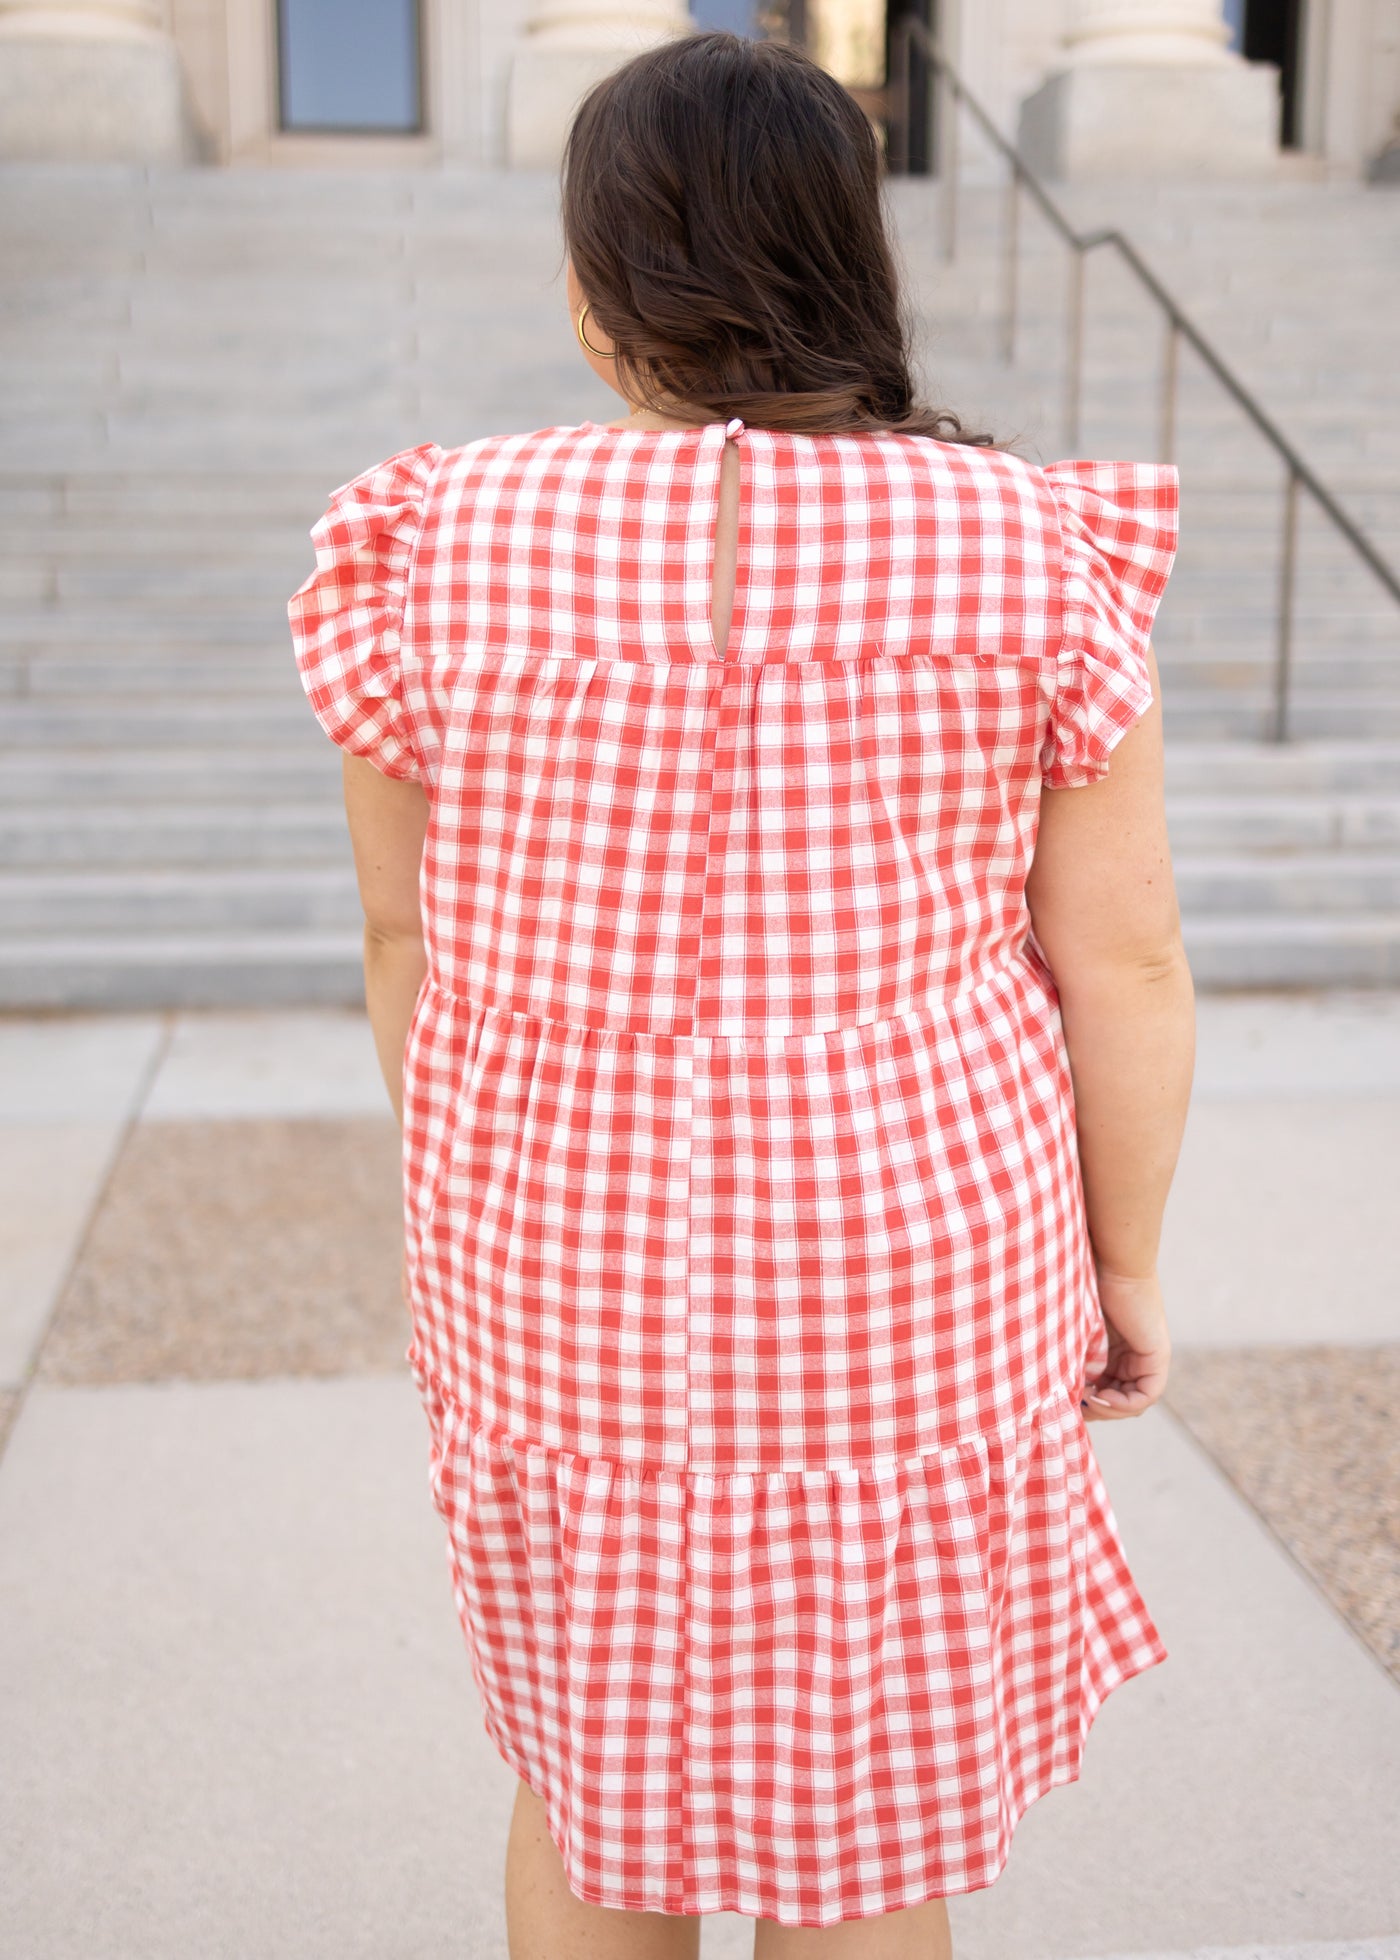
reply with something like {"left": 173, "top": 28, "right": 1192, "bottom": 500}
{"left": 1050, "top": 932, "right": 1195, "bottom": 1003}
{"left": 362, "top": 913, "right": 425, "bottom": 952}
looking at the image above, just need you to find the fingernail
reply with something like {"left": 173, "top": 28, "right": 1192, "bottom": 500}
{"left": 1086, "top": 1394, "right": 1112, "bottom": 1406}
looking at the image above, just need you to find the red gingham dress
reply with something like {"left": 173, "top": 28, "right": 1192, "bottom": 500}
{"left": 289, "top": 416, "right": 1179, "bottom": 1928}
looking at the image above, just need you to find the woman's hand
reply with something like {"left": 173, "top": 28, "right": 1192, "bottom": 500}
{"left": 1082, "top": 1265, "right": 1171, "bottom": 1421}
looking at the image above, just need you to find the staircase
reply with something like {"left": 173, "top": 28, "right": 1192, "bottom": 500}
{"left": 890, "top": 171, "right": 1400, "bottom": 990}
{"left": 2, "top": 163, "right": 1399, "bottom": 1006}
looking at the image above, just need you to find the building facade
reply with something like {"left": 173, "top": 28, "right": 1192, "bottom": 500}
{"left": 0, "top": 0, "right": 1396, "bottom": 176}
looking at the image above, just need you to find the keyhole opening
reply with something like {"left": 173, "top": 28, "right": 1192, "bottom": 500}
{"left": 709, "top": 433, "right": 741, "bottom": 660}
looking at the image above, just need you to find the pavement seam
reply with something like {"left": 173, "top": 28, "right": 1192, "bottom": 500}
{"left": 1158, "top": 1400, "right": 1400, "bottom": 1697}
{"left": 1068, "top": 1942, "right": 1400, "bottom": 1959}
{"left": 0, "top": 1008, "right": 178, "bottom": 1464}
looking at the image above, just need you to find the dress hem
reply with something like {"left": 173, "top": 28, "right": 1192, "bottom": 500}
{"left": 465, "top": 1606, "right": 1169, "bottom": 1929}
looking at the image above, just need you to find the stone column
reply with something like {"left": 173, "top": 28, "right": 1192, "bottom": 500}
{"left": 1369, "top": 108, "right": 1400, "bottom": 184}
{"left": 507, "top": 0, "right": 691, "bottom": 170}
{"left": 1018, "top": 0, "right": 1280, "bottom": 178}
{"left": 0, "top": 0, "right": 193, "bottom": 162}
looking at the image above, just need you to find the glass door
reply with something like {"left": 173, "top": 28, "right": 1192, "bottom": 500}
{"left": 278, "top": 0, "right": 424, "bottom": 134}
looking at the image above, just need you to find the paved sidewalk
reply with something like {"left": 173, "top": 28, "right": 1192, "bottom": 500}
{"left": 2, "top": 996, "right": 1398, "bottom": 1957}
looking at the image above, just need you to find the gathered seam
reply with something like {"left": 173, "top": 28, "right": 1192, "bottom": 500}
{"left": 408, "top": 1350, "right": 1079, "bottom": 1483}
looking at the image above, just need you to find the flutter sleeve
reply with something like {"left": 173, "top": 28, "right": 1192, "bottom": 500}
{"left": 288, "top": 442, "right": 443, "bottom": 783}
{"left": 1039, "top": 460, "right": 1180, "bottom": 789}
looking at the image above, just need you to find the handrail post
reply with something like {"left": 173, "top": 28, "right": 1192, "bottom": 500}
{"left": 888, "top": 15, "right": 908, "bottom": 177}
{"left": 940, "top": 64, "right": 958, "bottom": 262}
{"left": 897, "top": 31, "right": 1400, "bottom": 723}
{"left": 1064, "top": 248, "right": 1085, "bottom": 453}
{"left": 1002, "top": 164, "right": 1019, "bottom": 365}
{"left": 1274, "top": 469, "right": 1301, "bottom": 743}
{"left": 1160, "top": 317, "right": 1179, "bottom": 466}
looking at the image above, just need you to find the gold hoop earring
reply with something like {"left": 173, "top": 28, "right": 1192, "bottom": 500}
{"left": 576, "top": 301, "right": 615, "bottom": 360}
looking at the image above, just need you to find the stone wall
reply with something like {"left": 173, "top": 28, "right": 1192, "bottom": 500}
{"left": 3, "top": 0, "right": 1397, "bottom": 172}
{"left": 168, "top": 0, "right": 229, "bottom": 160}
{"left": 1310, "top": 0, "right": 1400, "bottom": 167}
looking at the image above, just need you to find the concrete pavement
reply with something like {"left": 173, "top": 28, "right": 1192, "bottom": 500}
{"left": 1, "top": 995, "right": 1398, "bottom": 1956}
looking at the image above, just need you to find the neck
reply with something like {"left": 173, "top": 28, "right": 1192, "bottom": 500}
{"left": 614, "top": 401, "right": 724, "bottom": 432}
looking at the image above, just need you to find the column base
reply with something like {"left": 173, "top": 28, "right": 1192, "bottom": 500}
{"left": 1017, "top": 60, "right": 1281, "bottom": 179}
{"left": 507, "top": 33, "right": 683, "bottom": 171}
{"left": 0, "top": 29, "right": 193, "bottom": 163}
{"left": 1369, "top": 132, "right": 1400, "bottom": 184}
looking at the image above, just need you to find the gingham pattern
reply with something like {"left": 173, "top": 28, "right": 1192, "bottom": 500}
{"left": 289, "top": 419, "right": 1179, "bottom": 1927}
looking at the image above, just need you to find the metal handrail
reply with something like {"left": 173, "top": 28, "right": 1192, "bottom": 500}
{"left": 887, "top": 15, "right": 1400, "bottom": 743}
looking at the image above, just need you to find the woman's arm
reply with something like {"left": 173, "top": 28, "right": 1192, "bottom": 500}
{"left": 341, "top": 754, "right": 431, "bottom": 1126}
{"left": 1024, "top": 641, "right": 1196, "bottom": 1417}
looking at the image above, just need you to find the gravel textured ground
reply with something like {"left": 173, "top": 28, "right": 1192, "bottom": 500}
{"left": 1166, "top": 1344, "right": 1400, "bottom": 1685}
{"left": 35, "top": 1116, "right": 406, "bottom": 1384}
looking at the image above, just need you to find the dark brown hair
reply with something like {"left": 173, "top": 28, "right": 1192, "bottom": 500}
{"left": 559, "top": 30, "right": 995, "bottom": 445}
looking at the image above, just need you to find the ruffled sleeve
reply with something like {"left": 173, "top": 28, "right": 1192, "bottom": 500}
{"left": 288, "top": 443, "right": 443, "bottom": 782}
{"left": 1040, "top": 460, "right": 1180, "bottom": 789}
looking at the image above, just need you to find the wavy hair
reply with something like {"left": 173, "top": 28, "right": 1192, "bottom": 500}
{"left": 559, "top": 31, "right": 997, "bottom": 445}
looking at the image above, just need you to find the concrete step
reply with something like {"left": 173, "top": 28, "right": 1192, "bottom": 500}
{"left": 0, "top": 801, "right": 350, "bottom": 869}
{"left": 1159, "top": 653, "right": 1400, "bottom": 692}
{"left": 1, "top": 167, "right": 1397, "bottom": 1001}
{"left": 0, "top": 747, "right": 341, "bottom": 803}
{"left": 1159, "top": 696, "right": 1400, "bottom": 740}
{"left": 1173, "top": 851, "right": 1400, "bottom": 913}
{"left": 2, "top": 698, "right": 324, "bottom": 748}
{"left": 1161, "top": 740, "right": 1400, "bottom": 793}
{"left": 0, "top": 866, "right": 360, "bottom": 934}
{"left": 4, "top": 574, "right": 300, "bottom": 612}
{"left": 0, "top": 930, "right": 364, "bottom": 1010}
{"left": 0, "top": 475, "right": 335, "bottom": 520}
{"left": 39, "top": 564, "right": 309, "bottom": 609}
{"left": 1158, "top": 616, "right": 1399, "bottom": 653}
{"left": 13, "top": 654, "right": 302, "bottom": 696}
{"left": 0, "top": 524, "right": 317, "bottom": 561}
{"left": 0, "top": 611, "right": 283, "bottom": 648}
{"left": 1165, "top": 563, "right": 1400, "bottom": 597}
{"left": 1165, "top": 794, "right": 1400, "bottom": 852}
{"left": 1181, "top": 912, "right": 1400, "bottom": 986}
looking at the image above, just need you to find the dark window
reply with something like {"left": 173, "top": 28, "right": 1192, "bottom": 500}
{"left": 1239, "top": 0, "right": 1304, "bottom": 148}
{"left": 278, "top": 0, "right": 423, "bottom": 135}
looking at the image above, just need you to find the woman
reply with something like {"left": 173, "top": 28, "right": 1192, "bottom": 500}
{"left": 289, "top": 30, "right": 1195, "bottom": 1959}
